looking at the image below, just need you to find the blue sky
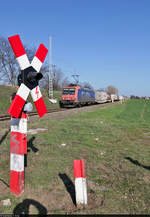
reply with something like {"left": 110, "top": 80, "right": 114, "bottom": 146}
{"left": 1, "top": 0, "right": 150, "bottom": 96}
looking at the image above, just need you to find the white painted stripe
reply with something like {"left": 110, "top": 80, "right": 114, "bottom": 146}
{"left": 11, "top": 118, "right": 27, "bottom": 134}
{"left": 17, "top": 83, "right": 30, "bottom": 101}
{"left": 30, "top": 86, "right": 42, "bottom": 102}
{"left": 75, "top": 178, "right": 87, "bottom": 205}
{"left": 31, "top": 56, "right": 42, "bottom": 72}
{"left": 16, "top": 54, "right": 30, "bottom": 70}
{"left": 10, "top": 153, "right": 24, "bottom": 172}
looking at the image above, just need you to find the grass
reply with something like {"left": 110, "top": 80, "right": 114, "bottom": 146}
{"left": 0, "top": 99, "right": 150, "bottom": 214}
{"left": 0, "top": 85, "right": 62, "bottom": 114}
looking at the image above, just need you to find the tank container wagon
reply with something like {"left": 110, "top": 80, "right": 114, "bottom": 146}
{"left": 59, "top": 85, "right": 95, "bottom": 108}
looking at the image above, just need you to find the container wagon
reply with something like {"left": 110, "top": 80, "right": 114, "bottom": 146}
{"left": 95, "top": 90, "right": 110, "bottom": 103}
{"left": 110, "top": 94, "right": 119, "bottom": 102}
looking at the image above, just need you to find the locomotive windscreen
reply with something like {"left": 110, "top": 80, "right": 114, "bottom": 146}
{"left": 63, "top": 88, "right": 75, "bottom": 95}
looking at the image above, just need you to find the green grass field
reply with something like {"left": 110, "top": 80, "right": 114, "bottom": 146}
{"left": 0, "top": 99, "right": 150, "bottom": 214}
{"left": 0, "top": 85, "right": 62, "bottom": 114}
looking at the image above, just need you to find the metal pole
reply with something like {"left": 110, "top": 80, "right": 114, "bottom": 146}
{"left": 10, "top": 111, "right": 27, "bottom": 195}
{"left": 49, "top": 35, "right": 53, "bottom": 99}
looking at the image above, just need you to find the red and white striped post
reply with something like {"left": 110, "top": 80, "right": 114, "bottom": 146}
{"left": 73, "top": 159, "right": 87, "bottom": 206}
{"left": 8, "top": 34, "right": 48, "bottom": 195}
{"left": 10, "top": 111, "right": 27, "bottom": 195}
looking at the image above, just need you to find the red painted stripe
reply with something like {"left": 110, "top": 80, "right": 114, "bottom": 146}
{"left": 73, "top": 159, "right": 86, "bottom": 178}
{"left": 8, "top": 95, "right": 26, "bottom": 118}
{"left": 11, "top": 132, "right": 27, "bottom": 155}
{"left": 80, "top": 159, "right": 86, "bottom": 178}
{"left": 34, "top": 97, "right": 47, "bottom": 117}
{"left": 35, "top": 44, "right": 48, "bottom": 63}
{"left": 10, "top": 171, "right": 24, "bottom": 195}
{"left": 8, "top": 35, "right": 26, "bottom": 58}
{"left": 74, "top": 160, "right": 81, "bottom": 178}
{"left": 19, "top": 111, "right": 27, "bottom": 119}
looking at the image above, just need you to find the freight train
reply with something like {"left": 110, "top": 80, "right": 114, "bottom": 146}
{"left": 59, "top": 85, "right": 118, "bottom": 108}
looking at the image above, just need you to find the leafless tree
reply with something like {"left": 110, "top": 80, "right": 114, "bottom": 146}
{"left": 80, "top": 81, "right": 93, "bottom": 89}
{"left": 61, "top": 76, "right": 70, "bottom": 88}
{"left": 0, "top": 36, "right": 72, "bottom": 92}
{"left": 0, "top": 37, "right": 19, "bottom": 85}
{"left": 0, "top": 36, "right": 49, "bottom": 86}
{"left": 106, "top": 85, "right": 118, "bottom": 95}
{"left": 53, "top": 68, "right": 64, "bottom": 90}
{"left": 40, "top": 67, "right": 70, "bottom": 91}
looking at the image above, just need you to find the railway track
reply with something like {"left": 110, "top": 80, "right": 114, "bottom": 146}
{"left": 0, "top": 108, "right": 66, "bottom": 121}
{"left": 0, "top": 101, "right": 120, "bottom": 122}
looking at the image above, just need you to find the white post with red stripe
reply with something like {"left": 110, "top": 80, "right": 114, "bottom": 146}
{"left": 10, "top": 112, "right": 27, "bottom": 195}
{"left": 73, "top": 159, "right": 87, "bottom": 205}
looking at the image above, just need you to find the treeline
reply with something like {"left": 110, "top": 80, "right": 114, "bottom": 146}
{"left": 130, "top": 95, "right": 150, "bottom": 100}
{"left": 0, "top": 36, "right": 95, "bottom": 91}
{"left": 0, "top": 36, "right": 71, "bottom": 91}
{"left": 0, "top": 36, "right": 119, "bottom": 95}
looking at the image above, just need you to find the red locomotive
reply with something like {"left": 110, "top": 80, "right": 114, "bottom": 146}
{"left": 59, "top": 85, "right": 95, "bottom": 108}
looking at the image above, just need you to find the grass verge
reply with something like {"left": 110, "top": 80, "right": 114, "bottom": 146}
{"left": 0, "top": 99, "right": 150, "bottom": 214}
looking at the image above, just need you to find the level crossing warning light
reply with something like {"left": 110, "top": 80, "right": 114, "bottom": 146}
{"left": 8, "top": 34, "right": 48, "bottom": 118}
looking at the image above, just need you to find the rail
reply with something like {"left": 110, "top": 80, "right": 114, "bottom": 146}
{"left": 0, "top": 108, "right": 66, "bottom": 121}
{"left": 0, "top": 101, "right": 120, "bottom": 122}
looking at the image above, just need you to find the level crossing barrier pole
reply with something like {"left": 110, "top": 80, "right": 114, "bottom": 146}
{"left": 10, "top": 111, "right": 27, "bottom": 195}
{"left": 8, "top": 34, "right": 48, "bottom": 195}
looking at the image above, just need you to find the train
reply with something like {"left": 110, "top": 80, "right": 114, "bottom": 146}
{"left": 59, "top": 85, "right": 119, "bottom": 108}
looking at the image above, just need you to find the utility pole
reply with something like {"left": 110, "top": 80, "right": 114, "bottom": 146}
{"left": 49, "top": 35, "right": 53, "bottom": 99}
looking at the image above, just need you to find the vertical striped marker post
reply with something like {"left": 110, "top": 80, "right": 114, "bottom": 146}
{"left": 73, "top": 159, "right": 87, "bottom": 206}
{"left": 10, "top": 111, "right": 27, "bottom": 195}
